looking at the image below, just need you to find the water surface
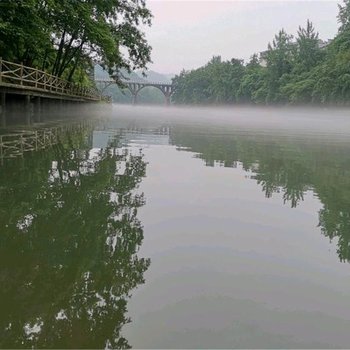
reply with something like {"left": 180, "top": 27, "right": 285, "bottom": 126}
{"left": 1, "top": 106, "right": 350, "bottom": 348}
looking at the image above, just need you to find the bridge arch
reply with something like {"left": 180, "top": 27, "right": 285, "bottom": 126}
{"left": 128, "top": 83, "right": 173, "bottom": 106}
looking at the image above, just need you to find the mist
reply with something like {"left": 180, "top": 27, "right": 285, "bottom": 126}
{"left": 92, "top": 104, "right": 350, "bottom": 139}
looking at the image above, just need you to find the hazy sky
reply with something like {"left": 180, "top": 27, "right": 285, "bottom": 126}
{"left": 143, "top": 0, "right": 340, "bottom": 74}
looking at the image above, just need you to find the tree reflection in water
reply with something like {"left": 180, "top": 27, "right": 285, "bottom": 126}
{"left": 0, "top": 128, "right": 149, "bottom": 349}
{"left": 171, "top": 127, "right": 350, "bottom": 263}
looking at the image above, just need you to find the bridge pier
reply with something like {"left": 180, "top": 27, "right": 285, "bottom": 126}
{"left": 24, "top": 95, "right": 34, "bottom": 125}
{"left": 132, "top": 93, "right": 137, "bottom": 105}
{"left": 127, "top": 83, "right": 140, "bottom": 106}
{"left": 163, "top": 86, "right": 173, "bottom": 106}
{"left": 34, "top": 97, "right": 42, "bottom": 123}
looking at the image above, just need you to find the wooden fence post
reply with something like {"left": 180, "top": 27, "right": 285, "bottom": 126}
{"left": 35, "top": 97, "right": 41, "bottom": 123}
{"left": 20, "top": 63, "right": 24, "bottom": 85}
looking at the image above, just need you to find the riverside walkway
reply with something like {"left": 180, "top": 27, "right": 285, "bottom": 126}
{"left": 0, "top": 59, "right": 101, "bottom": 102}
{"left": 0, "top": 59, "right": 106, "bottom": 126}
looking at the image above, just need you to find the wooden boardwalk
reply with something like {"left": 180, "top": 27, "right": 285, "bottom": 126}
{"left": 0, "top": 59, "right": 102, "bottom": 102}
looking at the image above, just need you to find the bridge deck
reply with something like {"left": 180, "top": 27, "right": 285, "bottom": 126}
{"left": 95, "top": 78, "right": 172, "bottom": 86}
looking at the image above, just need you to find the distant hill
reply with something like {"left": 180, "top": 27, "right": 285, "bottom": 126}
{"left": 136, "top": 70, "right": 172, "bottom": 83}
{"left": 94, "top": 65, "right": 142, "bottom": 81}
{"left": 94, "top": 65, "right": 109, "bottom": 79}
{"left": 164, "top": 73, "right": 176, "bottom": 81}
{"left": 94, "top": 65, "right": 174, "bottom": 83}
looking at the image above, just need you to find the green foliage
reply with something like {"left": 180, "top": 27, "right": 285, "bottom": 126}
{"left": 236, "top": 55, "right": 267, "bottom": 103}
{"left": 172, "top": 56, "right": 245, "bottom": 105}
{"left": 172, "top": 3, "right": 350, "bottom": 106}
{"left": 294, "top": 20, "right": 324, "bottom": 74}
{"left": 264, "top": 29, "right": 294, "bottom": 103}
{"left": 0, "top": 1, "right": 51, "bottom": 66}
{"left": 0, "top": 0, "right": 152, "bottom": 84}
{"left": 280, "top": 74, "right": 316, "bottom": 104}
{"left": 338, "top": 0, "right": 350, "bottom": 33}
{"left": 0, "top": 128, "right": 149, "bottom": 348}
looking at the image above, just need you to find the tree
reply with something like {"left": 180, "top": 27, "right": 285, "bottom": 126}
{"left": 172, "top": 3, "right": 350, "bottom": 106}
{"left": 0, "top": 0, "right": 153, "bottom": 83}
{"left": 337, "top": 0, "right": 350, "bottom": 33}
{"left": 172, "top": 56, "right": 244, "bottom": 105}
{"left": 49, "top": 0, "right": 152, "bottom": 81}
{"left": 0, "top": 1, "right": 52, "bottom": 67}
{"left": 265, "top": 29, "right": 294, "bottom": 103}
{"left": 294, "top": 20, "right": 323, "bottom": 73}
{"left": 236, "top": 54, "right": 266, "bottom": 103}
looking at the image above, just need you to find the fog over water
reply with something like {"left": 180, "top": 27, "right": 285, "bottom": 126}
{"left": 1, "top": 104, "right": 350, "bottom": 348}
{"left": 112, "top": 105, "right": 350, "bottom": 348}
{"left": 107, "top": 104, "right": 350, "bottom": 141}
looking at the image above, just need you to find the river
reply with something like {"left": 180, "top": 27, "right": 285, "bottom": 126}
{"left": 1, "top": 105, "right": 350, "bottom": 348}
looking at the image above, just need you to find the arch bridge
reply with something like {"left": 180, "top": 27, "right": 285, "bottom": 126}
{"left": 96, "top": 78, "right": 174, "bottom": 106}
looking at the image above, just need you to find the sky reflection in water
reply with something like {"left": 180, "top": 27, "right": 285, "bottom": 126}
{"left": 1, "top": 106, "right": 350, "bottom": 348}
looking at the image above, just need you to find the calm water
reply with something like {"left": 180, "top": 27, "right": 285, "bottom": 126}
{"left": 1, "top": 106, "right": 350, "bottom": 348}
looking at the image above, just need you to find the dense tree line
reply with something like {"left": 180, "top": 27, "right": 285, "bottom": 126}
{"left": 0, "top": 0, "right": 152, "bottom": 85}
{"left": 172, "top": 1, "right": 350, "bottom": 105}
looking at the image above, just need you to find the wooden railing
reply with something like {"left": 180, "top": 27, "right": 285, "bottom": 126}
{"left": 0, "top": 58, "right": 102, "bottom": 101}
{"left": 0, "top": 121, "right": 92, "bottom": 160}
